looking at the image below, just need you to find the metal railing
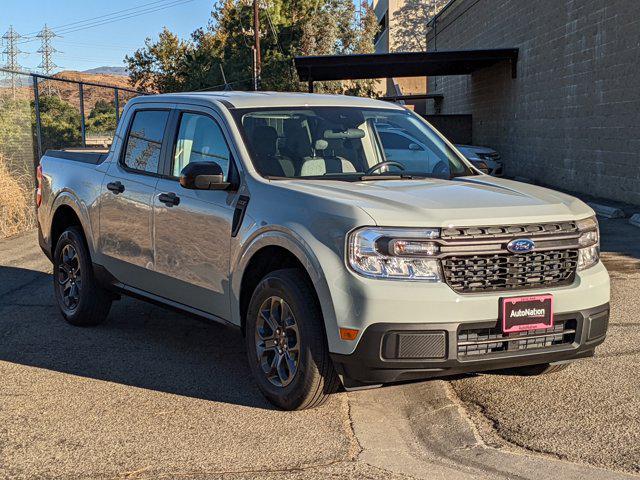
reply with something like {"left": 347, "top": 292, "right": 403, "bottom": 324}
{"left": 0, "top": 68, "right": 144, "bottom": 164}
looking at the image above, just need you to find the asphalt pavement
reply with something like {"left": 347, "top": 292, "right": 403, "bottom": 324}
{"left": 451, "top": 218, "right": 640, "bottom": 475}
{"left": 0, "top": 222, "right": 638, "bottom": 479}
{"left": 0, "top": 231, "right": 358, "bottom": 479}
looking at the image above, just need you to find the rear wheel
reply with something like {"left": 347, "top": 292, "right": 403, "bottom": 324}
{"left": 53, "top": 226, "right": 112, "bottom": 326}
{"left": 245, "top": 268, "right": 339, "bottom": 410}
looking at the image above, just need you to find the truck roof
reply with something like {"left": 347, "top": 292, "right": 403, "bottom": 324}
{"left": 131, "top": 91, "right": 404, "bottom": 110}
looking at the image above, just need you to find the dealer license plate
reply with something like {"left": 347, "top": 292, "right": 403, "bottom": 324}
{"left": 502, "top": 294, "right": 554, "bottom": 333}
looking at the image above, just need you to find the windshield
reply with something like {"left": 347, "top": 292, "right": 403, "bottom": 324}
{"left": 233, "top": 106, "right": 475, "bottom": 180}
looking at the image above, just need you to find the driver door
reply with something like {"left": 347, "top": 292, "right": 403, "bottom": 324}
{"left": 152, "top": 108, "right": 238, "bottom": 320}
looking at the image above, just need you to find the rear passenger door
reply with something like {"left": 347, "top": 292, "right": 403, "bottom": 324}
{"left": 151, "top": 107, "right": 238, "bottom": 320}
{"left": 98, "top": 106, "right": 172, "bottom": 292}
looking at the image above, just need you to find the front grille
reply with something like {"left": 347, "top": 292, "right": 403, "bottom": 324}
{"left": 442, "top": 221, "right": 577, "bottom": 240}
{"left": 458, "top": 319, "right": 577, "bottom": 358}
{"left": 442, "top": 250, "right": 578, "bottom": 293}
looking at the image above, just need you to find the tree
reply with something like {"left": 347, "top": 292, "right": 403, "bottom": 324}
{"left": 391, "top": 0, "right": 448, "bottom": 52}
{"left": 125, "top": 0, "right": 380, "bottom": 95}
{"left": 34, "top": 95, "right": 82, "bottom": 152}
{"left": 125, "top": 27, "right": 191, "bottom": 92}
{"left": 87, "top": 99, "right": 117, "bottom": 135}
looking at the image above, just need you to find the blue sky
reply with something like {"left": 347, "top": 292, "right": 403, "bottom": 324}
{"left": 1, "top": 0, "right": 214, "bottom": 73}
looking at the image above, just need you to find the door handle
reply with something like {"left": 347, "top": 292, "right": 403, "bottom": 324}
{"left": 106, "top": 181, "right": 125, "bottom": 194}
{"left": 158, "top": 192, "right": 180, "bottom": 207}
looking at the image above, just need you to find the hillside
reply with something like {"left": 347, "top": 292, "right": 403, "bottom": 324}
{"left": 83, "top": 66, "right": 128, "bottom": 76}
{"left": 41, "top": 71, "right": 137, "bottom": 111}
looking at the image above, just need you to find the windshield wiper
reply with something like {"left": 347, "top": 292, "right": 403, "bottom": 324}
{"left": 357, "top": 174, "right": 433, "bottom": 181}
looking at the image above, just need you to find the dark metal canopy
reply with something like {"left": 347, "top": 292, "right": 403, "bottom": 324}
{"left": 295, "top": 48, "right": 519, "bottom": 86}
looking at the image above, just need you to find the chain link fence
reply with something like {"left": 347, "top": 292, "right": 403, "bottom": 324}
{"left": 0, "top": 68, "right": 143, "bottom": 238}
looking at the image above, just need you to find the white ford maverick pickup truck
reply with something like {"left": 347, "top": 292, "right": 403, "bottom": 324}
{"left": 37, "top": 92, "right": 610, "bottom": 410}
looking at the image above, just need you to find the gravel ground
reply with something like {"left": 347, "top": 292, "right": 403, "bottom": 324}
{"left": 451, "top": 218, "right": 640, "bottom": 475}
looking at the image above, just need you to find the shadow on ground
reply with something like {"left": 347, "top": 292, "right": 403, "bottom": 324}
{"left": 0, "top": 265, "right": 274, "bottom": 410}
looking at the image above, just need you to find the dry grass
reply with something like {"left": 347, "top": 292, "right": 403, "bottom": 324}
{"left": 0, "top": 155, "right": 37, "bottom": 238}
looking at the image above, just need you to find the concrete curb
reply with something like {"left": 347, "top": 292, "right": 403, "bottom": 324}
{"left": 629, "top": 213, "right": 640, "bottom": 228}
{"left": 348, "top": 382, "right": 637, "bottom": 480}
{"left": 587, "top": 202, "right": 626, "bottom": 219}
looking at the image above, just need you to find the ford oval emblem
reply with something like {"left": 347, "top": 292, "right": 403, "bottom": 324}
{"left": 507, "top": 238, "right": 535, "bottom": 254}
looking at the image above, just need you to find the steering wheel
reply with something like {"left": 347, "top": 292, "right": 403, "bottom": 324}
{"left": 365, "top": 161, "right": 405, "bottom": 175}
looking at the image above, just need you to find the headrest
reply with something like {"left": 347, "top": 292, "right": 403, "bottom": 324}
{"left": 252, "top": 125, "right": 278, "bottom": 157}
{"left": 314, "top": 139, "right": 328, "bottom": 151}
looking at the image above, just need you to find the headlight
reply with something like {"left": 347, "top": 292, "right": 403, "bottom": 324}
{"left": 348, "top": 227, "right": 442, "bottom": 281}
{"left": 576, "top": 216, "right": 599, "bottom": 271}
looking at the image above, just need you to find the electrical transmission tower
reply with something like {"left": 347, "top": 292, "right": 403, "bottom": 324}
{"left": 37, "top": 25, "right": 59, "bottom": 76}
{"left": 2, "top": 25, "right": 23, "bottom": 93}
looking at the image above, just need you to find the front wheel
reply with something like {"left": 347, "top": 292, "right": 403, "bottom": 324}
{"left": 53, "top": 226, "right": 112, "bottom": 326}
{"left": 245, "top": 269, "right": 339, "bottom": 410}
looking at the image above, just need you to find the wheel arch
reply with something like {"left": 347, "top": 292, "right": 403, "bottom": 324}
{"left": 49, "top": 194, "right": 94, "bottom": 257}
{"left": 232, "top": 229, "right": 338, "bottom": 342}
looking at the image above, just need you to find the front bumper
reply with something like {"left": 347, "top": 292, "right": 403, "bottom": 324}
{"left": 331, "top": 303, "right": 609, "bottom": 387}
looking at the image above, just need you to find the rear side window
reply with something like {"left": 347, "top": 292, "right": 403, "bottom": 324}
{"left": 172, "top": 112, "right": 231, "bottom": 179}
{"left": 123, "top": 110, "right": 169, "bottom": 174}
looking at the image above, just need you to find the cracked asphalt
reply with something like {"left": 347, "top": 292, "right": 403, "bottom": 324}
{"left": 452, "top": 218, "right": 640, "bottom": 475}
{"left": 1, "top": 219, "right": 638, "bottom": 479}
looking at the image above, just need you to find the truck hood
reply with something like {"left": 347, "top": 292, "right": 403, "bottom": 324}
{"left": 275, "top": 176, "right": 593, "bottom": 227}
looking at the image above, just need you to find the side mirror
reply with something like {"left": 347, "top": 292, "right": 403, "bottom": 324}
{"left": 179, "top": 161, "right": 230, "bottom": 190}
{"left": 408, "top": 143, "right": 422, "bottom": 151}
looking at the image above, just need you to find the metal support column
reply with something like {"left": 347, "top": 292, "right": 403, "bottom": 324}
{"left": 33, "top": 76, "right": 43, "bottom": 162}
{"left": 114, "top": 88, "right": 120, "bottom": 124}
{"left": 78, "top": 83, "right": 86, "bottom": 147}
{"left": 308, "top": 79, "right": 314, "bottom": 93}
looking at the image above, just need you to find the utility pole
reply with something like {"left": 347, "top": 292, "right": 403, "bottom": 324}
{"left": 253, "top": 0, "right": 261, "bottom": 91}
{"left": 2, "top": 25, "right": 23, "bottom": 95}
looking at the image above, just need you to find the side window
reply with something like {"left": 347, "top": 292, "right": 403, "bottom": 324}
{"left": 380, "top": 132, "right": 422, "bottom": 150}
{"left": 173, "top": 112, "right": 231, "bottom": 179}
{"left": 123, "top": 110, "right": 169, "bottom": 174}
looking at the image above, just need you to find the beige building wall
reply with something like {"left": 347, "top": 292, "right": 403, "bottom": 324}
{"left": 373, "top": 0, "right": 428, "bottom": 98}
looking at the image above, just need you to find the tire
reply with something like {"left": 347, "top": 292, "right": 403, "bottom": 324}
{"left": 245, "top": 268, "right": 339, "bottom": 410}
{"left": 497, "top": 363, "right": 570, "bottom": 376}
{"left": 53, "top": 226, "right": 112, "bottom": 327}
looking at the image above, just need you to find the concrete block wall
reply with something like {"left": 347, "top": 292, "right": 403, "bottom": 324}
{"left": 427, "top": 0, "right": 640, "bottom": 205}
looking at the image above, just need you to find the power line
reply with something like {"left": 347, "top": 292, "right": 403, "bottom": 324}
{"left": 18, "top": 0, "right": 197, "bottom": 45}
{"left": 22, "top": 0, "right": 182, "bottom": 36}
{"left": 56, "top": 40, "right": 143, "bottom": 50}
{"left": 54, "top": 0, "right": 196, "bottom": 36}
{"left": 265, "top": 7, "right": 284, "bottom": 54}
{"left": 46, "top": 0, "right": 181, "bottom": 33}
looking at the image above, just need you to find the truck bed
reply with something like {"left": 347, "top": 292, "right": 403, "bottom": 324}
{"left": 44, "top": 149, "right": 109, "bottom": 165}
